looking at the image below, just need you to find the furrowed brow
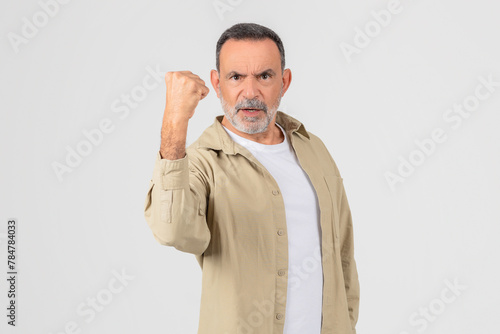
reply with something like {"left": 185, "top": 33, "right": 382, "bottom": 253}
{"left": 225, "top": 69, "right": 276, "bottom": 79}
{"left": 226, "top": 71, "right": 244, "bottom": 79}
{"left": 255, "top": 69, "right": 276, "bottom": 77}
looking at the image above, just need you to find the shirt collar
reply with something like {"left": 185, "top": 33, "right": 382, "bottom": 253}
{"left": 195, "top": 110, "right": 310, "bottom": 155}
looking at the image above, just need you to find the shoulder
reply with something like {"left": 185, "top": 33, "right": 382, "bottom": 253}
{"left": 182, "top": 135, "right": 221, "bottom": 184}
{"left": 300, "top": 129, "right": 342, "bottom": 178}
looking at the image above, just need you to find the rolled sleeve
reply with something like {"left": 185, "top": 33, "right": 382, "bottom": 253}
{"left": 144, "top": 150, "right": 211, "bottom": 255}
{"left": 153, "top": 151, "right": 189, "bottom": 190}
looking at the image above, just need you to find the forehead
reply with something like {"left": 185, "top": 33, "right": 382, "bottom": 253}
{"left": 219, "top": 38, "right": 281, "bottom": 72}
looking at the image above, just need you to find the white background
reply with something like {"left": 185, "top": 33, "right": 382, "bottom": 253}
{"left": 1, "top": 0, "right": 499, "bottom": 333}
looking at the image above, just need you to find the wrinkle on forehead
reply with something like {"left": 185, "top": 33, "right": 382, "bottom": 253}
{"left": 219, "top": 39, "right": 281, "bottom": 75}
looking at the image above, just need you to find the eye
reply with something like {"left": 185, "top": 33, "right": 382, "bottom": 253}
{"left": 230, "top": 74, "right": 240, "bottom": 80}
{"left": 261, "top": 73, "right": 270, "bottom": 80}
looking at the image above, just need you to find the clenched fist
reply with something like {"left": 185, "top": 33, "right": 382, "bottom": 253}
{"left": 163, "top": 71, "right": 210, "bottom": 121}
{"left": 159, "top": 71, "right": 210, "bottom": 160}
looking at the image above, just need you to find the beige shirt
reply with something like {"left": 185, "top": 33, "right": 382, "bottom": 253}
{"left": 144, "top": 111, "right": 360, "bottom": 334}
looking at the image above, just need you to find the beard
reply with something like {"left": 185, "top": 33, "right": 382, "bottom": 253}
{"left": 219, "top": 87, "right": 282, "bottom": 134}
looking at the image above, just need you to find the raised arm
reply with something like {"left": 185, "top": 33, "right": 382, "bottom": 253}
{"left": 144, "top": 71, "right": 211, "bottom": 255}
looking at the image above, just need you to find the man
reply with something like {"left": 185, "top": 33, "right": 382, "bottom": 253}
{"left": 144, "top": 23, "right": 360, "bottom": 334}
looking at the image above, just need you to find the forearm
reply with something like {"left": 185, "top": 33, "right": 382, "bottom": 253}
{"left": 160, "top": 117, "right": 189, "bottom": 160}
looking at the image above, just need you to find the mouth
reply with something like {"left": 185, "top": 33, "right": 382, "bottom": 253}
{"left": 239, "top": 108, "right": 262, "bottom": 114}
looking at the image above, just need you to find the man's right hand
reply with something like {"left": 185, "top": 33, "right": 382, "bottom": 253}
{"left": 163, "top": 71, "right": 210, "bottom": 121}
{"left": 160, "top": 71, "right": 210, "bottom": 160}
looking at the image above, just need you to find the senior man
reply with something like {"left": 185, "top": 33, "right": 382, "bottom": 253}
{"left": 144, "top": 22, "right": 360, "bottom": 334}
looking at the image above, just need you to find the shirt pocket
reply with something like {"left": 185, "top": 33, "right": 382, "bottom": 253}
{"left": 159, "top": 189, "right": 173, "bottom": 224}
{"left": 144, "top": 180, "right": 172, "bottom": 225}
{"left": 322, "top": 174, "right": 343, "bottom": 245}
{"left": 144, "top": 180, "right": 154, "bottom": 212}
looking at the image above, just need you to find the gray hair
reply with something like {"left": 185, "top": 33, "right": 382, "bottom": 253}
{"left": 215, "top": 23, "right": 285, "bottom": 74}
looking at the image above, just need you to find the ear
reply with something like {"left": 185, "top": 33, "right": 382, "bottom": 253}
{"left": 280, "top": 68, "right": 292, "bottom": 96}
{"left": 210, "top": 69, "right": 221, "bottom": 98}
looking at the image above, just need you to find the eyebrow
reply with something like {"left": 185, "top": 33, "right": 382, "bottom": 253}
{"left": 225, "top": 68, "right": 277, "bottom": 79}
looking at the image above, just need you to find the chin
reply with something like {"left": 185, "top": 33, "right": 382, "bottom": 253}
{"left": 236, "top": 121, "right": 269, "bottom": 134}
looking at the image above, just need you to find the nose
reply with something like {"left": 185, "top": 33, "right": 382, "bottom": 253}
{"left": 242, "top": 76, "right": 258, "bottom": 100}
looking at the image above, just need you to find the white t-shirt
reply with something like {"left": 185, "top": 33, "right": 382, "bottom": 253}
{"left": 223, "top": 123, "right": 323, "bottom": 334}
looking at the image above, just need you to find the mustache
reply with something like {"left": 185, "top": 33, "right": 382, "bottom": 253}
{"left": 235, "top": 98, "right": 267, "bottom": 113}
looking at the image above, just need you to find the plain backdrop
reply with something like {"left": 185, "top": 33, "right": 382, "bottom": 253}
{"left": 1, "top": 0, "right": 499, "bottom": 333}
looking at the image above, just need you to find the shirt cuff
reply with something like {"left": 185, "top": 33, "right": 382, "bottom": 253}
{"left": 153, "top": 150, "right": 189, "bottom": 190}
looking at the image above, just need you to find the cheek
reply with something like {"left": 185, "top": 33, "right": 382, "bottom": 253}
{"left": 266, "top": 88, "right": 282, "bottom": 104}
{"left": 221, "top": 88, "right": 238, "bottom": 104}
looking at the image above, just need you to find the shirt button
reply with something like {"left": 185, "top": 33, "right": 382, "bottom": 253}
{"left": 278, "top": 269, "right": 286, "bottom": 276}
{"left": 277, "top": 229, "right": 284, "bottom": 236}
{"left": 272, "top": 190, "right": 280, "bottom": 195}
{"left": 276, "top": 313, "right": 283, "bottom": 320}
